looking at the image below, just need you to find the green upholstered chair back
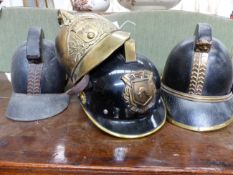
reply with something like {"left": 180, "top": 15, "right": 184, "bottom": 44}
{"left": 1, "top": 7, "right": 233, "bottom": 73}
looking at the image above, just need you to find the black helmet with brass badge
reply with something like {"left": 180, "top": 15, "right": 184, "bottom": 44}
{"left": 79, "top": 49, "right": 166, "bottom": 138}
{"left": 55, "top": 11, "right": 166, "bottom": 138}
{"left": 161, "top": 23, "right": 233, "bottom": 131}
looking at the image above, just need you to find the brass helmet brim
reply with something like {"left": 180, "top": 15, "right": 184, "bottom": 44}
{"left": 72, "top": 30, "right": 132, "bottom": 83}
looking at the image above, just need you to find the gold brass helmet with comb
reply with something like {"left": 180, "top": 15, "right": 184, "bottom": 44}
{"left": 56, "top": 10, "right": 136, "bottom": 84}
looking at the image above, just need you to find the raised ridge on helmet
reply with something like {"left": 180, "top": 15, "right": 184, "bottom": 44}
{"left": 162, "top": 37, "right": 232, "bottom": 96}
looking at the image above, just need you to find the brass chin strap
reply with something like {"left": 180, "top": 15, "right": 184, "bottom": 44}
{"left": 124, "top": 38, "right": 136, "bottom": 62}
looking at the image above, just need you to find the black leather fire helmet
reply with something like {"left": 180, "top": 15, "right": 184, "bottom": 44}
{"left": 161, "top": 23, "right": 233, "bottom": 131}
{"left": 79, "top": 49, "right": 166, "bottom": 138}
{"left": 6, "top": 27, "right": 69, "bottom": 121}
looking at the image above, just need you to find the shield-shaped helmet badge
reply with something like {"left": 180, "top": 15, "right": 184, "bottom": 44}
{"left": 122, "top": 70, "right": 156, "bottom": 113}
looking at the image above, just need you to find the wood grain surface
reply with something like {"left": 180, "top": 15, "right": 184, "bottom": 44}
{"left": 0, "top": 73, "right": 233, "bottom": 175}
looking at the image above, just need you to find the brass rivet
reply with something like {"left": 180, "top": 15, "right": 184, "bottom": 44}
{"left": 80, "top": 92, "right": 87, "bottom": 104}
{"left": 87, "top": 32, "right": 95, "bottom": 39}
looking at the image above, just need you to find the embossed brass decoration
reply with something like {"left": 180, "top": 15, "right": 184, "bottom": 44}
{"left": 195, "top": 40, "right": 212, "bottom": 52}
{"left": 188, "top": 52, "right": 208, "bottom": 95}
{"left": 56, "top": 10, "right": 136, "bottom": 84}
{"left": 122, "top": 70, "right": 156, "bottom": 113}
{"left": 188, "top": 40, "right": 211, "bottom": 95}
{"left": 56, "top": 11, "right": 118, "bottom": 79}
{"left": 67, "top": 13, "right": 117, "bottom": 66}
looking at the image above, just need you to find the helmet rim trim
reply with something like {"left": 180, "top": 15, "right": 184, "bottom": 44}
{"left": 167, "top": 116, "right": 233, "bottom": 132}
{"left": 161, "top": 83, "right": 233, "bottom": 103}
{"left": 162, "top": 89, "right": 233, "bottom": 131}
{"left": 80, "top": 98, "right": 166, "bottom": 139}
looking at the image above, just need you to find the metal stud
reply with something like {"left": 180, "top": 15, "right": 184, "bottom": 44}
{"left": 103, "top": 109, "right": 108, "bottom": 115}
{"left": 87, "top": 32, "right": 95, "bottom": 39}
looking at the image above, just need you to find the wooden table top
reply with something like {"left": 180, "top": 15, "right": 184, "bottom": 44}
{"left": 0, "top": 73, "right": 233, "bottom": 175}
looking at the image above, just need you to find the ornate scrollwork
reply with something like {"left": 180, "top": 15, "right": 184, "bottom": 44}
{"left": 68, "top": 14, "right": 117, "bottom": 65}
{"left": 122, "top": 70, "right": 156, "bottom": 113}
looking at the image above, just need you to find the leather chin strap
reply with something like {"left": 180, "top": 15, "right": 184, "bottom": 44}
{"left": 66, "top": 74, "right": 90, "bottom": 96}
{"left": 26, "top": 27, "right": 43, "bottom": 94}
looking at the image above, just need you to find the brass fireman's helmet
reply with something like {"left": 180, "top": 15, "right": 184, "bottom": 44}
{"left": 56, "top": 10, "right": 135, "bottom": 84}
